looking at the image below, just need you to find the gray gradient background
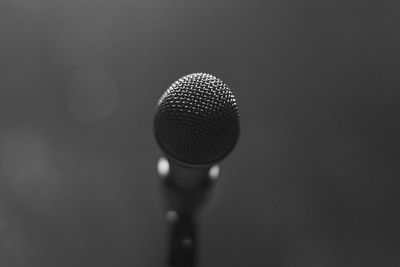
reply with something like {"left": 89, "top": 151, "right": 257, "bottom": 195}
{"left": 1, "top": 0, "right": 399, "bottom": 266}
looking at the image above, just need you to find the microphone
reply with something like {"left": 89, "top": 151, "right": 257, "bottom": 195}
{"left": 154, "top": 72, "right": 240, "bottom": 212}
{"left": 154, "top": 73, "right": 240, "bottom": 267}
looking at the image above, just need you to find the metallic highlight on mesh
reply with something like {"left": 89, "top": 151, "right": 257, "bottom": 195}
{"left": 154, "top": 73, "right": 240, "bottom": 165}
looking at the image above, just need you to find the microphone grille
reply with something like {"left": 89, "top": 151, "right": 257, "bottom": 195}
{"left": 154, "top": 73, "right": 240, "bottom": 165}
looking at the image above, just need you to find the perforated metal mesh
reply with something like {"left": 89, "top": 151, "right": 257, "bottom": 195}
{"left": 154, "top": 73, "right": 240, "bottom": 165}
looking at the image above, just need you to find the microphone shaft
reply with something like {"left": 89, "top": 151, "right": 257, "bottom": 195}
{"left": 158, "top": 157, "right": 218, "bottom": 267}
{"left": 168, "top": 213, "right": 197, "bottom": 267}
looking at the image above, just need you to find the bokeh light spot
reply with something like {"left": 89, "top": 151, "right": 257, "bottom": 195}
{"left": 165, "top": 210, "right": 178, "bottom": 222}
{"left": 157, "top": 157, "right": 170, "bottom": 178}
{"left": 209, "top": 164, "right": 220, "bottom": 180}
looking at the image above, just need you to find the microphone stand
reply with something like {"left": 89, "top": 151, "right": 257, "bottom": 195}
{"left": 157, "top": 157, "right": 218, "bottom": 267}
{"left": 167, "top": 210, "right": 197, "bottom": 267}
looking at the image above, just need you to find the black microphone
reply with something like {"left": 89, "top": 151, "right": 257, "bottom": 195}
{"left": 154, "top": 73, "right": 240, "bottom": 267}
{"left": 154, "top": 72, "right": 240, "bottom": 212}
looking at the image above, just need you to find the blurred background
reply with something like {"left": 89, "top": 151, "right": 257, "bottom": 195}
{"left": 1, "top": 0, "right": 399, "bottom": 266}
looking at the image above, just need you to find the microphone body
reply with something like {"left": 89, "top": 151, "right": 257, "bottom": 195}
{"left": 157, "top": 156, "right": 215, "bottom": 267}
{"left": 154, "top": 73, "right": 240, "bottom": 267}
{"left": 158, "top": 156, "right": 214, "bottom": 215}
